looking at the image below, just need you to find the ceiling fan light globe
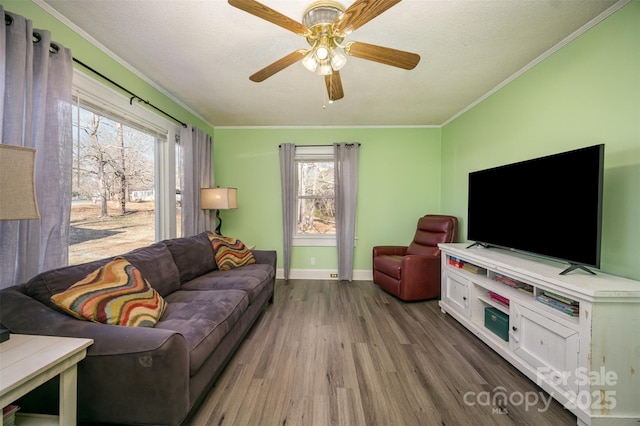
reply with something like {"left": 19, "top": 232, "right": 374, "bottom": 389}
{"left": 302, "top": 53, "right": 318, "bottom": 72}
{"left": 316, "top": 46, "right": 329, "bottom": 60}
{"left": 318, "top": 62, "right": 333, "bottom": 75}
{"left": 329, "top": 48, "right": 347, "bottom": 70}
{"left": 302, "top": 1, "right": 345, "bottom": 28}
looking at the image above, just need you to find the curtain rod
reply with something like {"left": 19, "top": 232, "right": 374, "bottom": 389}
{"left": 4, "top": 12, "right": 187, "bottom": 128}
{"left": 73, "top": 58, "right": 187, "bottom": 128}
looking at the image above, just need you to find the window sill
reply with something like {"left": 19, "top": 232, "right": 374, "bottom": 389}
{"left": 292, "top": 236, "right": 336, "bottom": 247}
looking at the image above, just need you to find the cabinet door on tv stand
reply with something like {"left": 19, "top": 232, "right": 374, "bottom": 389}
{"left": 510, "top": 303, "right": 579, "bottom": 394}
{"left": 443, "top": 271, "right": 471, "bottom": 318}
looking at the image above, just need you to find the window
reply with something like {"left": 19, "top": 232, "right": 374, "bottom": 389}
{"left": 69, "top": 71, "right": 178, "bottom": 264}
{"left": 294, "top": 146, "right": 335, "bottom": 246}
{"left": 175, "top": 138, "right": 183, "bottom": 238}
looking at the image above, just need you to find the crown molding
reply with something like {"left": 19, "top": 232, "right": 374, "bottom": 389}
{"left": 442, "top": 0, "right": 631, "bottom": 127}
{"left": 32, "top": 0, "right": 213, "bottom": 130}
{"left": 215, "top": 124, "right": 441, "bottom": 130}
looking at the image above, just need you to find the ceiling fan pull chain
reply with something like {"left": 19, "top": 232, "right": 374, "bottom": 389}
{"left": 322, "top": 78, "right": 327, "bottom": 109}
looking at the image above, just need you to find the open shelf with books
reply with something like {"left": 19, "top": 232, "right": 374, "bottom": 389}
{"left": 488, "top": 271, "right": 533, "bottom": 295}
{"left": 438, "top": 243, "right": 640, "bottom": 426}
{"left": 535, "top": 289, "right": 579, "bottom": 317}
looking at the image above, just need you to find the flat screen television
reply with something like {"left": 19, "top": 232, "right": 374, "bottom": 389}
{"left": 467, "top": 144, "right": 604, "bottom": 275}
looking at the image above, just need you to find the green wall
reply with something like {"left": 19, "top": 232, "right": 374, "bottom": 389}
{"left": 5, "top": 0, "right": 638, "bottom": 280}
{"left": 216, "top": 2, "right": 640, "bottom": 280}
{"left": 214, "top": 128, "right": 442, "bottom": 272}
{"left": 441, "top": 1, "right": 640, "bottom": 280}
{"left": 0, "top": 0, "right": 214, "bottom": 135}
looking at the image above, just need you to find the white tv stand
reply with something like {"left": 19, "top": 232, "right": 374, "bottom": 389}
{"left": 438, "top": 243, "right": 640, "bottom": 426}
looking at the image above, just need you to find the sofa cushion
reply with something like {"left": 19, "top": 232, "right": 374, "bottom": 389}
{"left": 122, "top": 242, "right": 181, "bottom": 297}
{"left": 207, "top": 234, "right": 256, "bottom": 270}
{"left": 51, "top": 257, "right": 167, "bottom": 327}
{"left": 157, "top": 289, "right": 248, "bottom": 375}
{"left": 181, "top": 264, "right": 273, "bottom": 304}
{"left": 26, "top": 242, "right": 180, "bottom": 309}
{"left": 165, "top": 232, "right": 217, "bottom": 283}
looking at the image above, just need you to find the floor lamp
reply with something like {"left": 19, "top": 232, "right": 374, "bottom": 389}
{"left": 0, "top": 144, "right": 40, "bottom": 343}
{"left": 200, "top": 187, "right": 237, "bottom": 235}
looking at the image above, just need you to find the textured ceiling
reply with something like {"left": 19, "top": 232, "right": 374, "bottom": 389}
{"left": 39, "top": 0, "right": 622, "bottom": 127}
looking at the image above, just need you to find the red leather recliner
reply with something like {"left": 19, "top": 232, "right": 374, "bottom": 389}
{"left": 372, "top": 214, "right": 458, "bottom": 301}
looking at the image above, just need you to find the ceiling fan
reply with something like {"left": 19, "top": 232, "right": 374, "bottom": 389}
{"left": 228, "top": 0, "right": 421, "bottom": 102}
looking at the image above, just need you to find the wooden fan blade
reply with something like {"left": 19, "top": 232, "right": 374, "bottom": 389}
{"left": 344, "top": 41, "right": 420, "bottom": 70}
{"left": 250, "top": 50, "right": 307, "bottom": 82}
{"left": 228, "top": 0, "right": 309, "bottom": 36}
{"left": 325, "top": 71, "right": 344, "bottom": 101}
{"left": 334, "top": 0, "right": 401, "bottom": 35}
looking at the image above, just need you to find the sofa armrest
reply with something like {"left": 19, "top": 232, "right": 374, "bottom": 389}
{"left": 251, "top": 249, "right": 277, "bottom": 271}
{"left": 0, "top": 284, "right": 183, "bottom": 356}
{"left": 1, "top": 284, "right": 191, "bottom": 425}
{"left": 373, "top": 245, "right": 408, "bottom": 258}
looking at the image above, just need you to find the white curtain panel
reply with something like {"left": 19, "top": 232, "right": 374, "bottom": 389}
{"left": 180, "top": 125, "right": 214, "bottom": 237}
{"left": 278, "top": 143, "right": 295, "bottom": 280}
{"left": 0, "top": 7, "right": 73, "bottom": 288}
{"left": 334, "top": 143, "right": 359, "bottom": 282}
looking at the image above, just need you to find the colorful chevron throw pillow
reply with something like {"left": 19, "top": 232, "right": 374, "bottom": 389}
{"left": 51, "top": 257, "right": 167, "bottom": 327}
{"left": 207, "top": 233, "right": 256, "bottom": 271}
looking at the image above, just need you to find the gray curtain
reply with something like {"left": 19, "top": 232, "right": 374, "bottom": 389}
{"left": 180, "top": 125, "right": 214, "bottom": 237}
{"left": 334, "top": 143, "right": 359, "bottom": 281}
{"left": 0, "top": 8, "right": 74, "bottom": 288}
{"left": 279, "top": 143, "right": 295, "bottom": 280}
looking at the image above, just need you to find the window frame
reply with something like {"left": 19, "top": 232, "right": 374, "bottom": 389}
{"left": 72, "top": 70, "right": 179, "bottom": 242}
{"left": 293, "top": 145, "right": 336, "bottom": 247}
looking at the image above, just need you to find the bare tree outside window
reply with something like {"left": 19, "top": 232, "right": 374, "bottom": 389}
{"left": 70, "top": 105, "right": 156, "bottom": 264}
{"left": 296, "top": 160, "right": 335, "bottom": 234}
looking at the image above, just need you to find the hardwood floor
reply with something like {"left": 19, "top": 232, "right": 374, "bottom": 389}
{"left": 190, "top": 279, "right": 577, "bottom": 426}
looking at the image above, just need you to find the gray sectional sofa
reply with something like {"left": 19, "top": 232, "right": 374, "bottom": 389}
{"left": 0, "top": 231, "right": 276, "bottom": 425}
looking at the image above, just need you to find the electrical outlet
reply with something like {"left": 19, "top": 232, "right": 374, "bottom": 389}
{"left": 310, "top": 257, "right": 316, "bottom": 265}
{"left": 330, "top": 273, "right": 338, "bottom": 278}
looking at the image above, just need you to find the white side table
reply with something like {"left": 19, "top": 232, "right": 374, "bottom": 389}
{"left": 0, "top": 334, "right": 93, "bottom": 426}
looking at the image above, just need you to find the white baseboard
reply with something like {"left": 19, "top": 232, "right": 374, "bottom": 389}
{"left": 276, "top": 268, "right": 372, "bottom": 281}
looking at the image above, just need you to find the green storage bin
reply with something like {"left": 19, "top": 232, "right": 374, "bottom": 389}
{"left": 485, "top": 307, "right": 509, "bottom": 341}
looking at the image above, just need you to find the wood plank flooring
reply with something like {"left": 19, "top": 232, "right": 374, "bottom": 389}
{"left": 190, "top": 279, "right": 577, "bottom": 426}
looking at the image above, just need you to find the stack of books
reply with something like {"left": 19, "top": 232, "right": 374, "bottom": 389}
{"left": 487, "top": 291, "right": 509, "bottom": 307}
{"left": 462, "top": 262, "right": 487, "bottom": 275}
{"left": 492, "top": 273, "right": 534, "bottom": 295}
{"left": 3, "top": 405, "right": 20, "bottom": 426}
{"left": 536, "top": 291, "right": 579, "bottom": 316}
{"left": 448, "top": 256, "right": 464, "bottom": 268}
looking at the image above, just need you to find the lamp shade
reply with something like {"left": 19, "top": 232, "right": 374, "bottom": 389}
{"left": 0, "top": 145, "right": 40, "bottom": 220}
{"left": 201, "top": 187, "right": 237, "bottom": 210}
